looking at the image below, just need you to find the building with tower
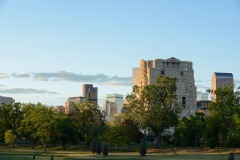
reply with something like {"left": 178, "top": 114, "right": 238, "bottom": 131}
{"left": 65, "top": 84, "right": 98, "bottom": 114}
{"left": 82, "top": 84, "right": 98, "bottom": 105}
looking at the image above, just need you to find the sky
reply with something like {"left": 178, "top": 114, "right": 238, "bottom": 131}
{"left": 0, "top": 0, "right": 240, "bottom": 106}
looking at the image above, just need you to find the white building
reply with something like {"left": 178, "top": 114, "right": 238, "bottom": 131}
{"left": 106, "top": 93, "right": 123, "bottom": 114}
{"left": 197, "top": 92, "right": 209, "bottom": 101}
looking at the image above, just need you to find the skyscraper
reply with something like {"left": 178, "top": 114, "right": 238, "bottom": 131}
{"left": 133, "top": 57, "right": 197, "bottom": 116}
{"left": 106, "top": 93, "right": 123, "bottom": 114}
{"left": 65, "top": 84, "right": 98, "bottom": 114}
{"left": 82, "top": 84, "right": 98, "bottom": 105}
{"left": 211, "top": 72, "right": 233, "bottom": 99}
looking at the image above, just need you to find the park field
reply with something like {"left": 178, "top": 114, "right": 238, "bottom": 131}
{"left": 0, "top": 146, "right": 239, "bottom": 160}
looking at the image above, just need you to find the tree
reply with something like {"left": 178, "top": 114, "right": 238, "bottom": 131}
{"left": 101, "top": 116, "right": 143, "bottom": 150}
{"left": 72, "top": 101, "right": 105, "bottom": 147}
{"left": 205, "top": 85, "right": 240, "bottom": 148}
{"left": 17, "top": 103, "right": 38, "bottom": 148}
{"left": 0, "top": 101, "right": 23, "bottom": 146}
{"left": 174, "top": 112, "right": 206, "bottom": 147}
{"left": 101, "top": 122, "right": 125, "bottom": 150}
{"left": 125, "top": 76, "right": 180, "bottom": 148}
{"left": 54, "top": 113, "right": 78, "bottom": 150}
{"left": 227, "top": 114, "right": 240, "bottom": 147}
{"left": 18, "top": 103, "right": 55, "bottom": 151}
{"left": 4, "top": 130, "right": 16, "bottom": 148}
{"left": 34, "top": 103, "right": 55, "bottom": 151}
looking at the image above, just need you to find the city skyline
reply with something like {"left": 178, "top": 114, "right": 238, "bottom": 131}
{"left": 0, "top": 1, "right": 240, "bottom": 106}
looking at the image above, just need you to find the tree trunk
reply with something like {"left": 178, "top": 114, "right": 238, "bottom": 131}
{"left": 156, "top": 134, "right": 161, "bottom": 148}
{"left": 12, "top": 142, "right": 15, "bottom": 148}
{"left": 62, "top": 140, "right": 66, "bottom": 150}
{"left": 32, "top": 139, "right": 35, "bottom": 149}
{"left": 43, "top": 141, "right": 46, "bottom": 152}
{"left": 87, "top": 140, "right": 90, "bottom": 147}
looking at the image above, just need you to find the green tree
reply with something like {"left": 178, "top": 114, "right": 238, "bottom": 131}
{"left": 18, "top": 103, "right": 55, "bottom": 151}
{"left": 205, "top": 85, "right": 240, "bottom": 148}
{"left": 0, "top": 101, "right": 22, "bottom": 146}
{"left": 4, "top": 129, "right": 16, "bottom": 148}
{"left": 174, "top": 112, "right": 206, "bottom": 147}
{"left": 227, "top": 114, "right": 240, "bottom": 147}
{"left": 17, "top": 103, "right": 38, "bottom": 148}
{"left": 54, "top": 113, "right": 77, "bottom": 150}
{"left": 72, "top": 101, "right": 105, "bottom": 146}
{"left": 101, "top": 117, "right": 142, "bottom": 149}
{"left": 125, "top": 76, "right": 180, "bottom": 148}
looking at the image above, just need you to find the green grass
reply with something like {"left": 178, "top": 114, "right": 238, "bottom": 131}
{"left": 0, "top": 146, "right": 239, "bottom": 160}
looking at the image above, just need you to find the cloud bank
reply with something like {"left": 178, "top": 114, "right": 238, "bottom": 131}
{"left": 12, "top": 73, "right": 31, "bottom": 78}
{"left": 0, "top": 88, "right": 58, "bottom": 94}
{"left": 0, "top": 73, "right": 9, "bottom": 78}
{"left": 33, "top": 71, "right": 132, "bottom": 86}
{"left": 1, "top": 71, "right": 132, "bottom": 86}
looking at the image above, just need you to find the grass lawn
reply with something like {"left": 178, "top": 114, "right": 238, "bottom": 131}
{"left": 0, "top": 146, "right": 239, "bottom": 160}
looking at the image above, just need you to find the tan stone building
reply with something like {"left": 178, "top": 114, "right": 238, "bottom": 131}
{"left": 211, "top": 72, "right": 233, "bottom": 99}
{"left": 133, "top": 57, "right": 197, "bottom": 116}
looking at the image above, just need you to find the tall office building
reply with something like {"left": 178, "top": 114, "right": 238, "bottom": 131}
{"left": 212, "top": 72, "right": 233, "bottom": 99}
{"left": 82, "top": 84, "right": 98, "bottom": 104}
{"left": 133, "top": 57, "right": 197, "bottom": 116}
{"left": 103, "top": 100, "right": 118, "bottom": 117}
{"left": 106, "top": 93, "right": 123, "bottom": 114}
{"left": 65, "top": 84, "right": 98, "bottom": 114}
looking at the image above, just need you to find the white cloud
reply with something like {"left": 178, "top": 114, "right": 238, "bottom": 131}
{"left": 0, "top": 88, "right": 58, "bottom": 94}
{"left": 0, "top": 73, "right": 9, "bottom": 78}
{"left": 11, "top": 73, "right": 31, "bottom": 78}
{"left": 33, "top": 71, "right": 132, "bottom": 86}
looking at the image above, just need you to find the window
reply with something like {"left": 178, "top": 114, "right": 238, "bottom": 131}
{"left": 161, "top": 71, "right": 165, "bottom": 75}
{"left": 181, "top": 71, "right": 183, "bottom": 75}
{"left": 182, "top": 97, "right": 186, "bottom": 109}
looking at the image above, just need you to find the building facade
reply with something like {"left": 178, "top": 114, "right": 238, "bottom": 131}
{"left": 82, "top": 84, "right": 98, "bottom": 105}
{"left": 106, "top": 93, "right": 123, "bottom": 114}
{"left": 211, "top": 72, "right": 233, "bottom": 99}
{"left": 133, "top": 57, "right": 197, "bottom": 116}
{"left": 65, "top": 84, "right": 98, "bottom": 114}
{"left": 103, "top": 100, "right": 118, "bottom": 116}
{"left": 132, "top": 67, "right": 140, "bottom": 86}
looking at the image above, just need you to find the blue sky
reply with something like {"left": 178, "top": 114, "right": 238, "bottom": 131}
{"left": 0, "top": 0, "right": 240, "bottom": 106}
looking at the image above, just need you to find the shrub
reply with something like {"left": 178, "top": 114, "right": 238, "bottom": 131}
{"left": 139, "top": 140, "right": 147, "bottom": 156}
{"left": 103, "top": 144, "right": 108, "bottom": 156}
{"left": 96, "top": 141, "right": 102, "bottom": 155}
{"left": 92, "top": 139, "right": 97, "bottom": 153}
